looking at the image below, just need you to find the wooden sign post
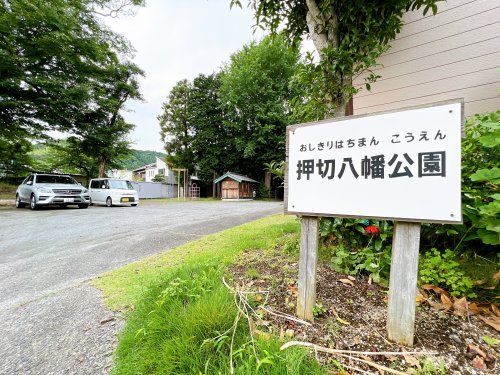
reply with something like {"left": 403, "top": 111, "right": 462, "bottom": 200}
{"left": 285, "top": 100, "right": 464, "bottom": 342}
{"left": 387, "top": 221, "right": 421, "bottom": 346}
{"left": 297, "top": 216, "right": 319, "bottom": 321}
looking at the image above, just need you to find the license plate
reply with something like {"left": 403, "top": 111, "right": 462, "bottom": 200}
{"left": 63, "top": 198, "right": 74, "bottom": 203}
{"left": 122, "top": 197, "right": 129, "bottom": 202}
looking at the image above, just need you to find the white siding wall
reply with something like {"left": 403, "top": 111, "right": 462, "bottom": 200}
{"left": 353, "top": 0, "right": 500, "bottom": 117}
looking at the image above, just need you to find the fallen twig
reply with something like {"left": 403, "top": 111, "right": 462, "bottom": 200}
{"left": 281, "top": 340, "right": 439, "bottom": 375}
{"left": 342, "top": 363, "right": 377, "bottom": 375}
{"left": 280, "top": 340, "right": 438, "bottom": 357}
{"left": 259, "top": 305, "right": 312, "bottom": 326}
{"left": 336, "top": 353, "right": 407, "bottom": 375}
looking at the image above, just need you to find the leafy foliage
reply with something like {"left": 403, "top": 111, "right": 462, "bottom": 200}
{"left": 275, "top": 232, "right": 300, "bottom": 255}
{"left": 316, "top": 112, "right": 499, "bottom": 294}
{"left": 69, "top": 61, "right": 143, "bottom": 177}
{"left": 0, "top": 136, "right": 33, "bottom": 176}
{"left": 264, "top": 161, "right": 285, "bottom": 182}
{"left": 0, "top": 0, "right": 143, "bottom": 176}
{"left": 219, "top": 35, "right": 300, "bottom": 178}
{"left": 119, "top": 149, "right": 167, "bottom": 171}
{"left": 151, "top": 174, "right": 164, "bottom": 183}
{"left": 190, "top": 73, "right": 239, "bottom": 182}
{"left": 322, "top": 218, "right": 393, "bottom": 283}
{"left": 30, "top": 140, "right": 99, "bottom": 183}
{"left": 461, "top": 111, "right": 500, "bottom": 246}
{"left": 158, "top": 37, "right": 300, "bottom": 182}
{"left": 233, "top": 0, "right": 441, "bottom": 118}
{"left": 419, "top": 249, "right": 476, "bottom": 298}
{"left": 420, "top": 111, "right": 500, "bottom": 249}
{"left": 158, "top": 79, "right": 196, "bottom": 173}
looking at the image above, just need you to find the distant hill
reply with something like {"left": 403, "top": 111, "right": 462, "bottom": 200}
{"left": 120, "top": 149, "right": 167, "bottom": 170}
{"left": 30, "top": 143, "right": 166, "bottom": 172}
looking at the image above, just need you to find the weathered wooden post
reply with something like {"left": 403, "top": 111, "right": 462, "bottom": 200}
{"left": 297, "top": 216, "right": 319, "bottom": 321}
{"left": 387, "top": 221, "right": 421, "bottom": 346}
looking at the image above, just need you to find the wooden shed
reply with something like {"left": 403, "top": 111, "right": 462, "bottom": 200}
{"left": 214, "top": 172, "right": 258, "bottom": 200}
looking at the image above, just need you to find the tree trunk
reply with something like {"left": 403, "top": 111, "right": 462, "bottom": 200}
{"left": 98, "top": 157, "right": 107, "bottom": 178}
{"left": 305, "top": 0, "right": 349, "bottom": 119}
{"left": 212, "top": 171, "right": 216, "bottom": 198}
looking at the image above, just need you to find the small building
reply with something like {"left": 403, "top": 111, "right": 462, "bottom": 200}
{"left": 214, "top": 172, "right": 258, "bottom": 200}
{"left": 132, "top": 157, "right": 174, "bottom": 183}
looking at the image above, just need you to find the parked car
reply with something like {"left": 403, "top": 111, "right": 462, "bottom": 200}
{"left": 15, "top": 174, "right": 90, "bottom": 210}
{"left": 88, "top": 178, "right": 139, "bottom": 207}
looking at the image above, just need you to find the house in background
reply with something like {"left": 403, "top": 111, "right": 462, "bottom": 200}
{"left": 214, "top": 172, "right": 258, "bottom": 200}
{"left": 132, "top": 156, "right": 179, "bottom": 197}
{"left": 132, "top": 156, "right": 174, "bottom": 183}
{"left": 107, "top": 169, "right": 133, "bottom": 180}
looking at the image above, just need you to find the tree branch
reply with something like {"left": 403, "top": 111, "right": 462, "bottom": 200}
{"left": 305, "top": 0, "right": 328, "bottom": 53}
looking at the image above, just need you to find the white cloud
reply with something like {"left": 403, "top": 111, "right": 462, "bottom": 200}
{"left": 103, "top": 0, "right": 265, "bottom": 152}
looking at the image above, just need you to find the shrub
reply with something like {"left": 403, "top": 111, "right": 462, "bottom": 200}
{"left": 322, "top": 218, "right": 393, "bottom": 283}
{"left": 256, "top": 184, "right": 269, "bottom": 198}
{"left": 152, "top": 174, "right": 165, "bottom": 182}
{"left": 275, "top": 232, "right": 300, "bottom": 255}
{"left": 330, "top": 243, "right": 392, "bottom": 284}
{"left": 419, "top": 249, "right": 476, "bottom": 298}
{"left": 421, "top": 111, "right": 499, "bottom": 250}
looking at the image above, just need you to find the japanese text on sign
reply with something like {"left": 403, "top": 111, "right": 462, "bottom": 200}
{"left": 285, "top": 101, "right": 463, "bottom": 223}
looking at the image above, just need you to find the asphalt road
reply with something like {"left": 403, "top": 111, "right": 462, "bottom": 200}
{"left": 0, "top": 200, "right": 282, "bottom": 374}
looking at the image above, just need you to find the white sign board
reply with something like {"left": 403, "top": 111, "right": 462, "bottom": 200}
{"left": 285, "top": 100, "right": 463, "bottom": 224}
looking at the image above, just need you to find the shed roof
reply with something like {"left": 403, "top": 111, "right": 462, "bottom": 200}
{"left": 214, "top": 172, "right": 258, "bottom": 184}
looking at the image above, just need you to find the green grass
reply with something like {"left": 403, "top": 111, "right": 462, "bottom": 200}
{"left": 93, "top": 215, "right": 298, "bottom": 311}
{"left": 0, "top": 181, "right": 16, "bottom": 199}
{"left": 93, "top": 215, "right": 326, "bottom": 374}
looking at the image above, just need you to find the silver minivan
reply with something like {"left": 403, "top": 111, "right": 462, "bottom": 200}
{"left": 88, "top": 178, "right": 139, "bottom": 207}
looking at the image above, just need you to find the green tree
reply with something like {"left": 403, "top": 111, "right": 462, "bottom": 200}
{"left": 219, "top": 35, "right": 300, "bottom": 179}
{"left": 71, "top": 61, "right": 143, "bottom": 177}
{"left": 232, "top": 0, "right": 440, "bottom": 120}
{"left": 158, "top": 79, "right": 196, "bottom": 173}
{"left": 34, "top": 139, "right": 99, "bottom": 184}
{"left": 0, "top": 136, "right": 33, "bottom": 177}
{"left": 189, "top": 73, "right": 238, "bottom": 182}
{"left": 120, "top": 150, "right": 167, "bottom": 171}
{"left": 0, "top": 0, "right": 143, "bottom": 175}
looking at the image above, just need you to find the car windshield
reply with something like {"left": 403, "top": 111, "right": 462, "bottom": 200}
{"left": 35, "top": 175, "right": 78, "bottom": 184}
{"left": 109, "top": 180, "right": 133, "bottom": 190}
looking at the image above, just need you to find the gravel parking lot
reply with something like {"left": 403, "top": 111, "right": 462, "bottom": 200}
{"left": 0, "top": 200, "right": 282, "bottom": 374}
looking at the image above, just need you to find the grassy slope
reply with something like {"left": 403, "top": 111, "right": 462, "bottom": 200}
{"left": 0, "top": 182, "right": 16, "bottom": 199}
{"left": 93, "top": 215, "right": 326, "bottom": 374}
{"left": 93, "top": 215, "right": 297, "bottom": 311}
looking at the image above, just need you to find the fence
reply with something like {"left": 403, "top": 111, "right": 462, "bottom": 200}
{"left": 130, "top": 181, "right": 178, "bottom": 199}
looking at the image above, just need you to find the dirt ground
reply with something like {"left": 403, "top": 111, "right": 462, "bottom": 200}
{"left": 230, "top": 244, "right": 499, "bottom": 374}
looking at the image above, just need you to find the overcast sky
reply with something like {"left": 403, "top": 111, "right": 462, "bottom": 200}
{"left": 103, "top": 0, "right": 266, "bottom": 152}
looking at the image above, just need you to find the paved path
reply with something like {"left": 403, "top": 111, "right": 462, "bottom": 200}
{"left": 0, "top": 201, "right": 282, "bottom": 374}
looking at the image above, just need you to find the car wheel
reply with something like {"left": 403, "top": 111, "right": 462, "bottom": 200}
{"left": 30, "top": 194, "right": 39, "bottom": 210}
{"left": 106, "top": 197, "right": 112, "bottom": 207}
{"left": 15, "top": 194, "right": 26, "bottom": 208}
{"left": 131, "top": 204, "right": 137, "bottom": 207}
{"left": 78, "top": 204, "right": 89, "bottom": 209}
